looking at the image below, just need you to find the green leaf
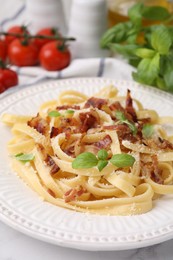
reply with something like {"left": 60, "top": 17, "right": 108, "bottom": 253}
{"left": 142, "top": 6, "right": 171, "bottom": 21}
{"left": 110, "top": 154, "right": 135, "bottom": 168}
{"left": 115, "top": 111, "right": 126, "bottom": 121}
{"left": 100, "top": 22, "right": 132, "bottom": 48}
{"left": 97, "top": 149, "right": 108, "bottom": 160}
{"left": 72, "top": 152, "right": 98, "bottom": 169}
{"left": 128, "top": 3, "right": 143, "bottom": 25}
{"left": 110, "top": 43, "right": 139, "bottom": 58}
{"left": 48, "top": 111, "right": 61, "bottom": 117}
{"left": 156, "top": 77, "right": 167, "bottom": 90}
{"left": 142, "top": 124, "right": 154, "bottom": 138}
{"left": 97, "top": 160, "right": 108, "bottom": 172}
{"left": 151, "top": 25, "right": 172, "bottom": 55}
{"left": 164, "top": 70, "right": 173, "bottom": 92}
{"left": 15, "top": 153, "right": 35, "bottom": 162}
{"left": 135, "top": 48, "right": 156, "bottom": 59}
{"left": 115, "top": 111, "right": 137, "bottom": 135}
{"left": 65, "top": 110, "right": 74, "bottom": 114}
{"left": 133, "top": 53, "right": 160, "bottom": 85}
{"left": 124, "top": 120, "right": 137, "bottom": 135}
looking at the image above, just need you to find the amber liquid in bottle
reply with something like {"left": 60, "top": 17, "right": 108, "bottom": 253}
{"left": 108, "top": 0, "right": 173, "bottom": 27}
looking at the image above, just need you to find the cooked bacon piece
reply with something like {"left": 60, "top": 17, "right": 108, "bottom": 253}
{"left": 64, "top": 186, "right": 86, "bottom": 203}
{"left": 64, "top": 146, "right": 75, "bottom": 157}
{"left": 56, "top": 105, "right": 80, "bottom": 110}
{"left": 79, "top": 110, "right": 99, "bottom": 132}
{"left": 84, "top": 97, "right": 107, "bottom": 109}
{"left": 50, "top": 127, "right": 61, "bottom": 138}
{"left": 104, "top": 124, "right": 138, "bottom": 143}
{"left": 47, "top": 189, "right": 56, "bottom": 198}
{"left": 109, "top": 101, "right": 124, "bottom": 112}
{"left": 143, "top": 138, "right": 173, "bottom": 151}
{"left": 157, "top": 137, "right": 173, "bottom": 150}
{"left": 28, "top": 113, "right": 48, "bottom": 135}
{"left": 125, "top": 89, "right": 137, "bottom": 122}
{"left": 50, "top": 126, "right": 72, "bottom": 139}
{"left": 94, "top": 135, "right": 112, "bottom": 149}
{"left": 151, "top": 155, "right": 163, "bottom": 184}
{"left": 45, "top": 155, "right": 60, "bottom": 175}
{"left": 64, "top": 127, "right": 71, "bottom": 139}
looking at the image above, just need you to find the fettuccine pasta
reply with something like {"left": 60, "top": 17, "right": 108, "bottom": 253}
{"left": 1, "top": 85, "right": 173, "bottom": 215}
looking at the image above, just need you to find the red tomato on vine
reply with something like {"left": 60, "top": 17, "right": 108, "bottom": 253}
{"left": 8, "top": 39, "right": 39, "bottom": 66}
{"left": 33, "top": 27, "right": 61, "bottom": 50}
{"left": 39, "top": 41, "right": 71, "bottom": 71}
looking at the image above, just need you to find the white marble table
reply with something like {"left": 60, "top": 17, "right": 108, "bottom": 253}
{"left": 0, "top": 220, "right": 173, "bottom": 260}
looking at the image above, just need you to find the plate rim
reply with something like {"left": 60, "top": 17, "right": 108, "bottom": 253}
{"left": 1, "top": 77, "right": 173, "bottom": 251}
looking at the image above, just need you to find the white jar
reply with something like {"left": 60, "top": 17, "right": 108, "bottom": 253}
{"left": 26, "top": 0, "right": 66, "bottom": 34}
{"left": 68, "top": 0, "right": 109, "bottom": 58}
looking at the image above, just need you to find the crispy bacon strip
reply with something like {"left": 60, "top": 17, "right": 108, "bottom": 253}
{"left": 50, "top": 127, "right": 61, "bottom": 138}
{"left": 125, "top": 89, "right": 137, "bottom": 122}
{"left": 79, "top": 110, "right": 99, "bottom": 132}
{"left": 84, "top": 97, "right": 107, "bottom": 109}
{"left": 27, "top": 114, "right": 48, "bottom": 135}
{"left": 94, "top": 135, "right": 112, "bottom": 149}
{"left": 56, "top": 105, "right": 80, "bottom": 110}
{"left": 45, "top": 155, "right": 60, "bottom": 175}
{"left": 64, "top": 186, "right": 86, "bottom": 203}
{"left": 151, "top": 155, "right": 163, "bottom": 184}
{"left": 109, "top": 101, "right": 124, "bottom": 112}
{"left": 104, "top": 124, "right": 138, "bottom": 143}
{"left": 158, "top": 137, "right": 173, "bottom": 150}
{"left": 47, "top": 189, "right": 56, "bottom": 198}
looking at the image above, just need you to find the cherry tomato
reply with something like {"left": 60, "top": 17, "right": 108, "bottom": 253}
{"left": 33, "top": 27, "right": 61, "bottom": 50}
{"left": 0, "top": 68, "right": 18, "bottom": 93}
{"left": 39, "top": 41, "right": 71, "bottom": 71}
{"left": 8, "top": 39, "right": 39, "bottom": 66}
{"left": 0, "top": 40, "right": 7, "bottom": 62}
{"left": 5, "top": 25, "right": 29, "bottom": 46}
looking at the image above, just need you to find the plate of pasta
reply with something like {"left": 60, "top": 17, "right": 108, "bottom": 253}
{"left": 0, "top": 77, "right": 173, "bottom": 251}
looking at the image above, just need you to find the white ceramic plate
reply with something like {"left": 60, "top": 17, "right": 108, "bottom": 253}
{"left": 0, "top": 78, "right": 173, "bottom": 251}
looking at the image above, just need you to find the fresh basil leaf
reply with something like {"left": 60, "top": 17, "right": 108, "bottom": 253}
{"left": 164, "top": 70, "right": 173, "bottom": 92}
{"left": 48, "top": 111, "right": 61, "bottom": 117}
{"left": 160, "top": 55, "right": 173, "bottom": 76}
{"left": 100, "top": 22, "right": 132, "bottom": 48}
{"left": 72, "top": 152, "right": 98, "bottom": 169}
{"left": 97, "top": 160, "right": 108, "bottom": 172}
{"left": 142, "top": 6, "right": 171, "bottom": 21}
{"left": 115, "top": 111, "right": 137, "bottom": 135}
{"left": 65, "top": 110, "right": 74, "bottom": 114}
{"left": 133, "top": 53, "right": 160, "bottom": 85}
{"left": 110, "top": 43, "right": 139, "bottom": 58}
{"left": 142, "top": 124, "right": 154, "bottom": 138}
{"left": 110, "top": 154, "right": 135, "bottom": 168}
{"left": 135, "top": 48, "right": 156, "bottom": 59}
{"left": 15, "top": 153, "right": 35, "bottom": 162}
{"left": 128, "top": 3, "right": 143, "bottom": 25}
{"left": 97, "top": 149, "right": 108, "bottom": 160}
{"left": 124, "top": 120, "right": 137, "bottom": 135}
{"left": 151, "top": 25, "right": 172, "bottom": 55}
{"left": 156, "top": 77, "right": 167, "bottom": 91}
{"left": 115, "top": 111, "right": 126, "bottom": 121}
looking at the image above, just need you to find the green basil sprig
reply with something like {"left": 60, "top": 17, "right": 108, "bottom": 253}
{"left": 72, "top": 149, "right": 135, "bottom": 172}
{"left": 15, "top": 153, "right": 35, "bottom": 163}
{"left": 142, "top": 124, "right": 154, "bottom": 138}
{"left": 115, "top": 111, "right": 137, "bottom": 135}
{"left": 100, "top": 2, "right": 173, "bottom": 93}
{"left": 48, "top": 111, "right": 61, "bottom": 117}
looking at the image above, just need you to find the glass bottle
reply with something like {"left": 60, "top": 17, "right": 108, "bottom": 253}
{"left": 106, "top": 0, "right": 173, "bottom": 27}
